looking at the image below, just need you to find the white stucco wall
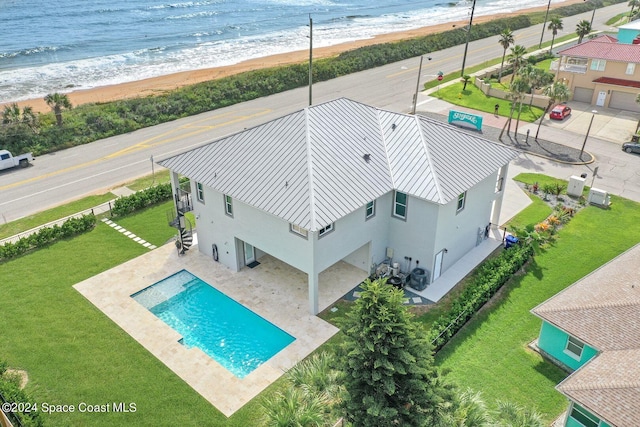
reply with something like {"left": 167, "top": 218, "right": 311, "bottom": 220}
{"left": 191, "top": 183, "right": 313, "bottom": 273}
{"left": 433, "top": 171, "right": 499, "bottom": 276}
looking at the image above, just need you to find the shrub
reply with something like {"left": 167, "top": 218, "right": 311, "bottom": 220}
{"left": 428, "top": 242, "right": 534, "bottom": 351}
{"left": 0, "top": 362, "right": 43, "bottom": 426}
{"left": 111, "top": 183, "right": 173, "bottom": 217}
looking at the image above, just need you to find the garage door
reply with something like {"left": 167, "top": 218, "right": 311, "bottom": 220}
{"left": 573, "top": 87, "right": 594, "bottom": 103}
{"left": 609, "top": 90, "right": 640, "bottom": 112}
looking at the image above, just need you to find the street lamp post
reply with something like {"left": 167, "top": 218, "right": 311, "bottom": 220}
{"left": 411, "top": 56, "right": 432, "bottom": 115}
{"left": 460, "top": 0, "right": 476, "bottom": 77}
{"left": 539, "top": 0, "right": 552, "bottom": 48}
{"left": 579, "top": 110, "right": 597, "bottom": 159}
{"left": 584, "top": 0, "right": 597, "bottom": 29}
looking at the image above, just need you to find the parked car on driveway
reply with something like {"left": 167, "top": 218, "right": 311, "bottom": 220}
{"left": 550, "top": 104, "right": 572, "bottom": 120}
{"left": 622, "top": 142, "right": 640, "bottom": 154}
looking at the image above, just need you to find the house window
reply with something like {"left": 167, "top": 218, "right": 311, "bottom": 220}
{"left": 290, "top": 224, "right": 308, "bottom": 238}
{"left": 456, "top": 192, "right": 467, "bottom": 213}
{"left": 365, "top": 201, "right": 376, "bottom": 220}
{"left": 590, "top": 59, "right": 606, "bottom": 71}
{"left": 495, "top": 176, "right": 504, "bottom": 193}
{"left": 393, "top": 191, "right": 407, "bottom": 219}
{"left": 626, "top": 62, "right": 636, "bottom": 75}
{"left": 196, "top": 182, "right": 205, "bottom": 202}
{"left": 318, "top": 223, "right": 334, "bottom": 237}
{"left": 569, "top": 404, "right": 600, "bottom": 427}
{"left": 224, "top": 194, "right": 233, "bottom": 217}
{"left": 565, "top": 335, "right": 585, "bottom": 359}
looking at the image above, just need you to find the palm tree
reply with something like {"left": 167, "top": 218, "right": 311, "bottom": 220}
{"left": 499, "top": 78, "right": 527, "bottom": 141}
{"left": 511, "top": 77, "right": 531, "bottom": 137}
{"left": 436, "top": 388, "right": 491, "bottom": 427}
{"left": 498, "top": 29, "right": 515, "bottom": 81}
{"left": 493, "top": 401, "right": 545, "bottom": 427}
{"left": 518, "top": 65, "right": 553, "bottom": 110}
{"left": 535, "top": 81, "right": 571, "bottom": 139}
{"left": 635, "top": 93, "right": 640, "bottom": 131}
{"left": 507, "top": 45, "right": 527, "bottom": 83}
{"left": 629, "top": 0, "right": 640, "bottom": 21}
{"left": 44, "top": 92, "right": 72, "bottom": 126}
{"left": 462, "top": 74, "right": 472, "bottom": 90}
{"left": 2, "top": 103, "right": 39, "bottom": 132}
{"left": 576, "top": 19, "right": 592, "bottom": 43}
{"left": 547, "top": 17, "right": 563, "bottom": 53}
{"left": 261, "top": 388, "right": 326, "bottom": 427}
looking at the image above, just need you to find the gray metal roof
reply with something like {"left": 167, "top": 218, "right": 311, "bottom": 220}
{"left": 159, "top": 98, "right": 518, "bottom": 231}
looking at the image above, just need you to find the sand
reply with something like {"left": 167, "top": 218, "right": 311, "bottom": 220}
{"left": 6, "top": 0, "right": 584, "bottom": 114}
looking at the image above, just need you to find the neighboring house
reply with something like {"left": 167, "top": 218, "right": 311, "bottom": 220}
{"left": 616, "top": 20, "right": 640, "bottom": 45}
{"left": 159, "top": 98, "right": 518, "bottom": 314}
{"left": 552, "top": 35, "right": 640, "bottom": 112}
{"left": 531, "top": 243, "right": 640, "bottom": 427}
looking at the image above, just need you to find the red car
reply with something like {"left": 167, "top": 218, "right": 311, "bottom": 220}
{"left": 549, "top": 104, "right": 571, "bottom": 120}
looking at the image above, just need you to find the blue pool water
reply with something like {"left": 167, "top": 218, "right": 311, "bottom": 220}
{"left": 131, "top": 270, "right": 295, "bottom": 379}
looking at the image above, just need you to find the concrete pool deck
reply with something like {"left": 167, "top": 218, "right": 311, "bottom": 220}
{"left": 73, "top": 242, "right": 368, "bottom": 417}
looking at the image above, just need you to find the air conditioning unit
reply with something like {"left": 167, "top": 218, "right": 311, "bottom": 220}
{"left": 588, "top": 188, "right": 610, "bottom": 208}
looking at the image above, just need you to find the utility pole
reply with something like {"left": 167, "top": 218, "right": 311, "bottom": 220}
{"left": 539, "top": 0, "right": 552, "bottom": 48}
{"left": 308, "top": 15, "right": 313, "bottom": 106}
{"left": 460, "top": 0, "right": 476, "bottom": 77}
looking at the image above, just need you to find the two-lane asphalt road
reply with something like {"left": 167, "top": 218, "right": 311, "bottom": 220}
{"left": 0, "top": 2, "right": 631, "bottom": 223}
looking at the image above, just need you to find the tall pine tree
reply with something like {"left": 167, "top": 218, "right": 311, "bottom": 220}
{"left": 340, "top": 279, "right": 453, "bottom": 426}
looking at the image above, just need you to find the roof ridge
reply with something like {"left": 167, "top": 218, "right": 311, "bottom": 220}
{"left": 304, "top": 107, "right": 317, "bottom": 231}
{"left": 415, "top": 115, "right": 444, "bottom": 203}
{"left": 536, "top": 298, "right": 640, "bottom": 313}
{"left": 562, "top": 379, "right": 640, "bottom": 391}
{"left": 376, "top": 109, "right": 395, "bottom": 188}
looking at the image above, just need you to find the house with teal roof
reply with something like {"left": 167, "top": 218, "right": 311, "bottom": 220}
{"left": 531, "top": 243, "right": 640, "bottom": 427}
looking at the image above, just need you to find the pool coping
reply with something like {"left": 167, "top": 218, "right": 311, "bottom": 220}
{"left": 73, "top": 241, "right": 366, "bottom": 417}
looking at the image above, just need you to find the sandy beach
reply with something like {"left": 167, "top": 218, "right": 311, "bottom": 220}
{"left": 7, "top": 0, "right": 583, "bottom": 114}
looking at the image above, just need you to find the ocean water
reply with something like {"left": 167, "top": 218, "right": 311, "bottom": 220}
{"left": 0, "top": 0, "right": 553, "bottom": 102}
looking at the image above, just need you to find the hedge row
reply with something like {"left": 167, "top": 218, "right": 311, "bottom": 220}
{"left": 0, "top": 366, "right": 43, "bottom": 427}
{"left": 0, "top": 214, "right": 96, "bottom": 262}
{"left": 111, "top": 183, "right": 172, "bottom": 217}
{"left": 1, "top": 0, "right": 624, "bottom": 157}
{"left": 428, "top": 242, "right": 535, "bottom": 352}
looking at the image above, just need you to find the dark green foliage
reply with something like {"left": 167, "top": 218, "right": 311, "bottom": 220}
{"left": 0, "top": 214, "right": 96, "bottom": 261}
{"left": 2, "top": 0, "right": 624, "bottom": 157}
{"left": 111, "top": 183, "right": 173, "bottom": 217}
{"left": 428, "top": 243, "right": 534, "bottom": 351}
{"left": 0, "top": 362, "right": 44, "bottom": 426}
{"left": 340, "top": 279, "right": 452, "bottom": 427}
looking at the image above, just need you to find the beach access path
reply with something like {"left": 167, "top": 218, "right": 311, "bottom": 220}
{"left": 0, "top": 1, "right": 637, "bottom": 225}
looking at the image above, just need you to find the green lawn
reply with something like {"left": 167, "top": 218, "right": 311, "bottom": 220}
{"left": 0, "top": 193, "right": 115, "bottom": 239}
{"left": 435, "top": 175, "right": 640, "bottom": 421}
{"left": 113, "top": 200, "right": 178, "bottom": 247}
{"left": 433, "top": 82, "right": 545, "bottom": 122}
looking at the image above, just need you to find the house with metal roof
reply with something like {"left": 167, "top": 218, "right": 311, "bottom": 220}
{"left": 552, "top": 35, "right": 640, "bottom": 112}
{"left": 531, "top": 243, "right": 640, "bottom": 427}
{"left": 159, "top": 98, "right": 518, "bottom": 314}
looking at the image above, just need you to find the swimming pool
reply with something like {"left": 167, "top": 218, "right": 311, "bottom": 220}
{"left": 131, "top": 270, "right": 295, "bottom": 379}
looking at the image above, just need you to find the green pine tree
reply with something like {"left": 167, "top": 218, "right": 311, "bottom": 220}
{"left": 339, "top": 278, "right": 453, "bottom": 427}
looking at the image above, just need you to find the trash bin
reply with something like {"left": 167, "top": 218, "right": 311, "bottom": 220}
{"left": 505, "top": 235, "right": 519, "bottom": 249}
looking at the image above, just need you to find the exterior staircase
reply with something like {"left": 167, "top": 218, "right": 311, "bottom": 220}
{"left": 168, "top": 187, "right": 193, "bottom": 255}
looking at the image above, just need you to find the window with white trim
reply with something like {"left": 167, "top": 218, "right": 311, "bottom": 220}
{"left": 365, "top": 200, "right": 376, "bottom": 220}
{"left": 590, "top": 59, "right": 606, "bottom": 71}
{"left": 290, "top": 224, "right": 308, "bottom": 238}
{"left": 565, "top": 335, "right": 585, "bottom": 359}
{"left": 393, "top": 191, "right": 407, "bottom": 219}
{"left": 196, "top": 182, "right": 205, "bottom": 202}
{"left": 569, "top": 403, "right": 600, "bottom": 427}
{"left": 318, "top": 223, "right": 334, "bottom": 237}
{"left": 626, "top": 62, "right": 636, "bottom": 75}
{"left": 224, "top": 194, "right": 233, "bottom": 216}
{"left": 495, "top": 176, "right": 504, "bottom": 193}
{"left": 456, "top": 192, "right": 467, "bottom": 213}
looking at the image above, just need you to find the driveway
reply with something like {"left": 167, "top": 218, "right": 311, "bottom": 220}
{"left": 538, "top": 101, "right": 637, "bottom": 144}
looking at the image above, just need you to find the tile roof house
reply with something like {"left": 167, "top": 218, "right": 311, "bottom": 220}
{"left": 531, "top": 243, "right": 640, "bottom": 427}
{"left": 552, "top": 35, "right": 640, "bottom": 112}
{"left": 159, "top": 98, "right": 518, "bottom": 314}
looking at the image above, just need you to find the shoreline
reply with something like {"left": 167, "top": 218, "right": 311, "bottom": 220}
{"left": 7, "top": 0, "right": 584, "bottom": 114}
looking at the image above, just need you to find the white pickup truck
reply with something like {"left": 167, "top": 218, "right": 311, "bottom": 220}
{"left": 0, "top": 149, "right": 34, "bottom": 171}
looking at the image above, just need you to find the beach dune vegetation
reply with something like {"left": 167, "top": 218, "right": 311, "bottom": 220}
{"left": 0, "top": 0, "right": 619, "bottom": 157}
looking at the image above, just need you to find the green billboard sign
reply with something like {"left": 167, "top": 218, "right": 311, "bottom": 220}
{"left": 448, "top": 110, "right": 483, "bottom": 131}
